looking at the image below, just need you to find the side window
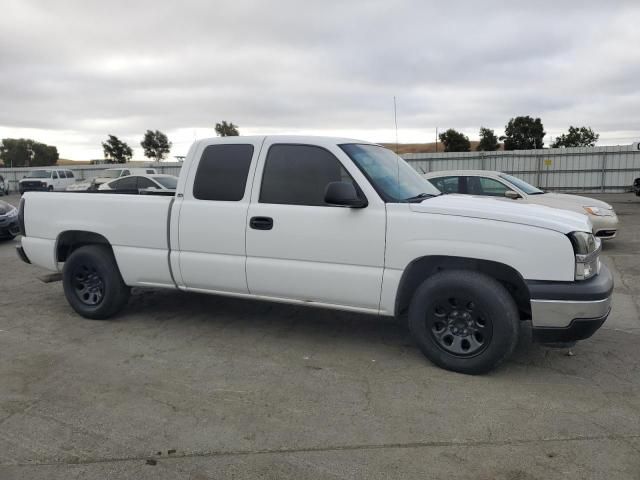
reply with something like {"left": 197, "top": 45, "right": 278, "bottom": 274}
{"left": 146, "top": 169, "right": 155, "bottom": 174}
{"left": 260, "top": 144, "right": 359, "bottom": 206}
{"left": 467, "top": 177, "right": 509, "bottom": 197}
{"left": 429, "top": 176, "right": 461, "bottom": 194}
{"left": 67, "top": 170, "right": 74, "bottom": 178}
{"left": 110, "top": 176, "right": 138, "bottom": 190}
{"left": 52, "top": 171, "right": 58, "bottom": 179}
{"left": 122, "top": 170, "right": 131, "bottom": 176}
{"left": 193, "top": 144, "right": 254, "bottom": 201}
{"left": 137, "top": 177, "right": 157, "bottom": 189}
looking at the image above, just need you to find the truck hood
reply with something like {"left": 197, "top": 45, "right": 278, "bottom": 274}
{"left": 409, "top": 194, "right": 592, "bottom": 234}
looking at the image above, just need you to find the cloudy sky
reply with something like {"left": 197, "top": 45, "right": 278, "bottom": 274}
{"left": 1, "top": 0, "right": 639, "bottom": 160}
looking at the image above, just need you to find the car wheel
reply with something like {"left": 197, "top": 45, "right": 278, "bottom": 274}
{"left": 62, "top": 245, "right": 130, "bottom": 319}
{"left": 408, "top": 270, "right": 519, "bottom": 374}
{"left": 47, "top": 185, "right": 54, "bottom": 192}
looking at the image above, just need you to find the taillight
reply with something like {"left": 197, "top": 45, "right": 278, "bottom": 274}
{"left": 18, "top": 197, "right": 26, "bottom": 236}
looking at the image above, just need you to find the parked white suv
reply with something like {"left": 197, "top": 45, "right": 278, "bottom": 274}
{"left": 16, "top": 137, "right": 613, "bottom": 374}
{"left": 18, "top": 168, "right": 76, "bottom": 194}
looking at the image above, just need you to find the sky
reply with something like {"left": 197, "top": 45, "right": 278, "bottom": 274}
{"left": 1, "top": 0, "right": 640, "bottom": 160}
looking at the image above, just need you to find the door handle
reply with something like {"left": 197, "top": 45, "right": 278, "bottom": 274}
{"left": 249, "top": 216, "right": 273, "bottom": 230}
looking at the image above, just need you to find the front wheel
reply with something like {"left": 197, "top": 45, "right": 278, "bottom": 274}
{"left": 62, "top": 245, "right": 130, "bottom": 319}
{"left": 408, "top": 270, "right": 519, "bottom": 374}
{"left": 47, "top": 185, "right": 54, "bottom": 192}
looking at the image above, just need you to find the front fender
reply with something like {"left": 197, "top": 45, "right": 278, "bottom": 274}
{"left": 378, "top": 206, "right": 575, "bottom": 315}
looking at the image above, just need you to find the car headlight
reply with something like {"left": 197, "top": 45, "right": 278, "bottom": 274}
{"left": 568, "top": 231, "right": 601, "bottom": 280}
{"left": 583, "top": 206, "right": 614, "bottom": 216}
{"left": 6, "top": 207, "right": 17, "bottom": 218}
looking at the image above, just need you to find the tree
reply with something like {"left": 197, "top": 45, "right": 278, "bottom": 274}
{"left": 215, "top": 121, "right": 239, "bottom": 137}
{"left": 102, "top": 135, "right": 133, "bottom": 163}
{"left": 476, "top": 127, "right": 500, "bottom": 151}
{"left": 438, "top": 128, "right": 471, "bottom": 152}
{"left": 30, "top": 142, "right": 59, "bottom": 166}
{"left": 0, "top": 138, "right": 58, "bottom": 167}
{"left": 140, "top": 130, "right": 172, "bottom": 161}
{"left": 500, "top": 116, "right": 545, "bottom": 150}
{"left": 551, "top": 126, "right": 599, "bottom": 148}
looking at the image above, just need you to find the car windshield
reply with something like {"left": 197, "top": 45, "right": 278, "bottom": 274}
{"left": 26, "top": 170, "right": 52, "bottom": 178}
{"left": 340, "top": 144, "right": 440, "bottom": 202}
{"left": 102, "top": 170, "right": 123, "bottom": 178}
{"left": 153, "top": 176, "right": 178, "bottom": 189}
{"left": 499, "top": 173, "right": 544, "bottom": 195}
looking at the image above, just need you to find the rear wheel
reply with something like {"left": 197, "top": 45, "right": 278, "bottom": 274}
{"left": 408, "top": 270, "right": 519, "bottom": 374}
{"left": 62, "top": 245, "right": 130, "bottom": 319}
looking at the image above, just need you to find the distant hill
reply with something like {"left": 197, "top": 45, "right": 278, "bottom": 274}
{"left": 380, "top": 141, "right": 503, "bottom": 154}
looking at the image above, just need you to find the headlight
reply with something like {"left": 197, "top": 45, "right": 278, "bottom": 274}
{"left": 583, "top": 206, "right": 614, "bottom": 216}
{"left": 6, "top": 207, "right": 17, "bottom": 218}
{"left": 568, "top": 231, "right": 601, "bottom": 280}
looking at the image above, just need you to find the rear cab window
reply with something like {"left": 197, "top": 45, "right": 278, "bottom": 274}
{"left": 193, "top": 144, "right": 254, "bottom": 201}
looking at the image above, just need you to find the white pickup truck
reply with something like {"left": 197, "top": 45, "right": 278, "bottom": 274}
{"left": 16, "top": 136, "right": 613, "bottom": 374}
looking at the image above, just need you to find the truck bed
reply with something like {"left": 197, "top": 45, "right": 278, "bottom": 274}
{"left": 21, "top": 192, "right": 175, "bottom": 288}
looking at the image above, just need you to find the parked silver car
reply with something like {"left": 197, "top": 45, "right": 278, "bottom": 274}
{"left": 425, "top": 170, "right": 619, "bottom": 239}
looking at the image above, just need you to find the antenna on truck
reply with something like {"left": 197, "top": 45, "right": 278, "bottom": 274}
{"left": 393, "top": 96, "right": 399, "bottom": 154}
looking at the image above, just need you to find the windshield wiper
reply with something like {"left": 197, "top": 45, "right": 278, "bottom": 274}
{"left": 404, "top": 192, "right": 440, "bottom": 202}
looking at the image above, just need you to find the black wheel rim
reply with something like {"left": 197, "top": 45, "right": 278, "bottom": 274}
{"left": 72, "top": 264, "right": 105, "bottom": 306}
{"left": 427, "top": 297, "right": 493, "bottom": 357}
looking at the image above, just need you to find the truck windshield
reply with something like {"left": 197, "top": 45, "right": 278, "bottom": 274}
{"left": 26, "top": 170, "right": 52, "bottom": 178}
{"left": 340, "top": 144, "right": 440, "bottom": 202}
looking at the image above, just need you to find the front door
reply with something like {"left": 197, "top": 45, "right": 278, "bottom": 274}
{"left": 245, "top": 140, "right": 386, "bottom": 311}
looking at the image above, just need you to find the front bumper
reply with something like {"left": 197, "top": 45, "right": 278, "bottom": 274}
{"left": 591, "top": 214, "right": 618, "bottom": 239}
{"left": 0, "top": 216, "right": 20, "bottom": 238}
{"left": 19, "top": 184, "right": 48, "bottom": 193}
{"left": 526, "top": 265, "right": 613, "bottom": 343}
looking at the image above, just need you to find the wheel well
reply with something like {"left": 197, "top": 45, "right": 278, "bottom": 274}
{"left": 395, "top": 256, "right": 531, "bottom": 320}
{"left": 56, "top": 231, "right": 112, "bottom": 263}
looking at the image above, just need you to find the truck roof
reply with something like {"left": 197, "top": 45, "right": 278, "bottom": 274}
{"left": 194, "top": 135, "right": 376, "bottom": 147}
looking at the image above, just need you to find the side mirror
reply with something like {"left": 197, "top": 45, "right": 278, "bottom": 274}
{"left": 324, "top": 181, "right": 367, "bottom": 208}
{"left": 505, "top": 190, "right": 521, "bottom": 200}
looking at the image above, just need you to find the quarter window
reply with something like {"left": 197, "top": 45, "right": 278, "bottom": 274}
{"left": 259, "top": 144, "right": 359, "bottom": 206}
{"left": 193, "top": 144, "right": 254, "bottom": 201}
{"left": 67, "top": 171, "right": 74, "bottom": 178}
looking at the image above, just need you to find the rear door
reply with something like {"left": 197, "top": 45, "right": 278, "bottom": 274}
{"left": 245, "top": 140, "right": 386, "bottom": 311}
{"left": 176, "top": 139, "right": 262, "bottom": 293}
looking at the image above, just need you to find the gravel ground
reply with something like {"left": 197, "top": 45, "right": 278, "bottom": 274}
{"left": 1, "top": 192, "right": 639, "bottom": 480}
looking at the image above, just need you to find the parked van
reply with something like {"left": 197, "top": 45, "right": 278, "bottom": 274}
{"left": 18, "top": 169, "right": 76, "bottom": 194}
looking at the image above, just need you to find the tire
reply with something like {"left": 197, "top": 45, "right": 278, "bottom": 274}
{"left": 408, "top": 270, "right": 519, "bottom": 374}
{"left": 62, "top": 245, "right": 130, "bottom": 319}
{"left": 47, "top": 185, "right": 54, "bottom": 192}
